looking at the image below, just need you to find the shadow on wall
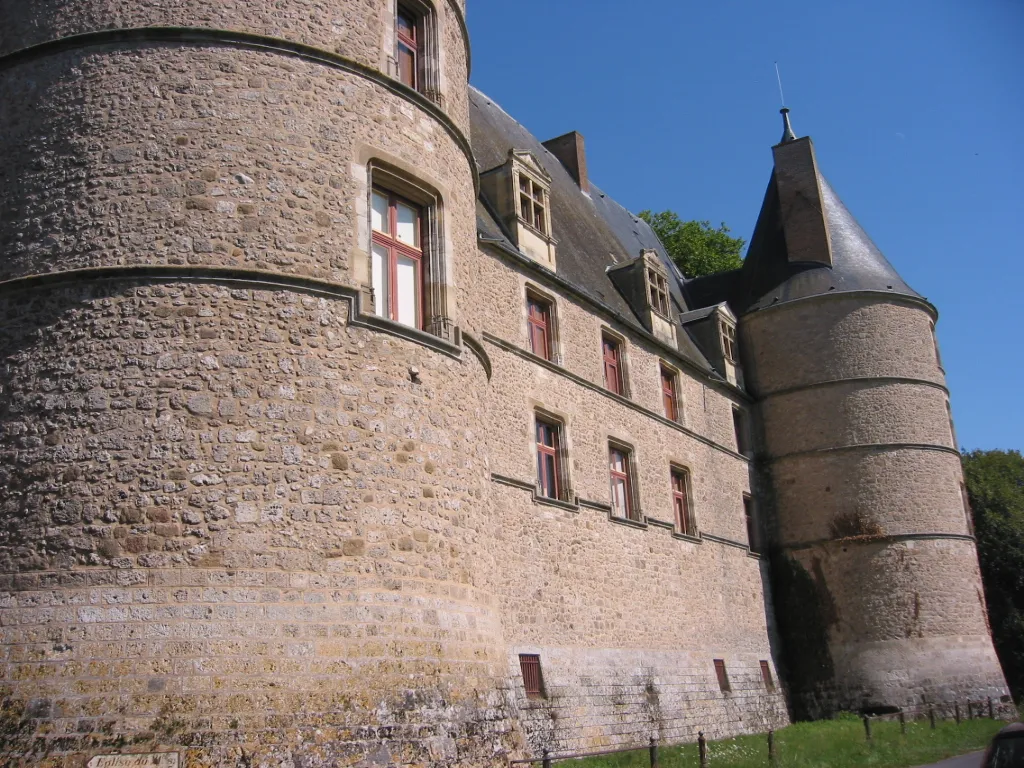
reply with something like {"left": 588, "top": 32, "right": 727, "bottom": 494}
{"left": 770, "top": 553, "right": 837, "bottom": 721}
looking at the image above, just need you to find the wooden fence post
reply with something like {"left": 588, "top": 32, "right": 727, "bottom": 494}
{"left": 649, "top": 736, "right": 658, "bottom": 768}
{"left": 929, "top": 705, "right": 936, "bottom": 729}
{"left": 863, "top": 716, "right": 872, "bottom": 744}
{"left": 955, "top": 702, "right": 961, "bottom": 725}
{"left": 768, "top": 729, "right": 776, "bottom": 765}
{"left": 989, "top": 697, "right": 995, "bottom": 719}
{"left": 899, "top": 711, "right": 906, "bottom": 735}
{"left": 542, "top": 749, "right": 551, "bottom": 768}
{"left": 699, "top": 731, "right": 709, "bottom": 768}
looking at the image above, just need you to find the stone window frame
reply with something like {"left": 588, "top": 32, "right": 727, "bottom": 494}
{"left": 530, "top": 406, "right": 575, "bottom": 508}
{"left": 946, "top": 398, "right": 958, "bottom": 450}
{"left": 514, "top": 162, "right": 553, "bottom": 239}
{"left": 600, "top": 327, "right": 630, "bottom": 398}
{"left": 743, "top": 494, "right": 762, "bottom": 555}
{"left": 720, "top": 316, "right": 738, "bottom": 363}
{"left": 388, "top": 0, "right": 444, "bottom": 106}
{"left": 364, "top": 160, "right": 453, "bottom": 341}
{"left": 642, "top": 252, "right": 672, "bottom": 320}
{"left": 732, "top": 406, "right": 751, "bottom": 457}
{"left": 659, "top": 360, "right": 683, "bottom": 424}
{"left": 608, "top": 438, "right": 642, "bottom": 524}
{"left": 670, "top": 463, "right": 696, "bottom": 537}
{"left": 525, "top": 283, "right": 561, "bottom": 365}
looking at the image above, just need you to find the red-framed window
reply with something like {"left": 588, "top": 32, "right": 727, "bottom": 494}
{"left": 527, "top": 295, "right": 553, "bottom": 361}
{"left": 602, "top": 334, "right": 624, "bottom": 395}
{"left": 396, "top": 5, "right": 420, "bottom": 89}
{"left": 714, "top": 659, "right": 731, "bottom": 692}
{"left": 744, "top": 495, "right": 761, "bottom": 554}
{"left": 519, "top": 654, "right": 544, "bottom": 699}
{"left": 536, "top": 417, "right": 562, "bottom": 500}
{"left": 671, "top": 467, "right": 693, "bottom": 536}
{"left": 609, "top": 445, "right": 636, "bottom": 521}
{"left": 760, "top": 660, "right": 775, "bottom": 691}
{"left": 661, "top": 364, "right": 679, "bottom": 422}
{"left": 371, "top": 188, "right": 422, "bottom": 329}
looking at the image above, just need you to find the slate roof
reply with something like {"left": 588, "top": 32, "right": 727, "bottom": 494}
{"left": 469, "top": 86, "right": 712, "bottom": 372}
{"left": 685, "top": 156, "right": 925, "bottom": 315}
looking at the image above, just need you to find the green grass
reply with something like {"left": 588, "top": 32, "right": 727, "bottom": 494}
{"left": 560, "top": 715, "right": 1006, "bottom": 768}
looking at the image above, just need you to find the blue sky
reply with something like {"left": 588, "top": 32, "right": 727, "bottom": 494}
{"left": 467, "top": 0, "right": 1023, "bottom": 452}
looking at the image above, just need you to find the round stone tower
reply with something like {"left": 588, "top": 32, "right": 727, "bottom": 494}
{"left": 738, "top": 117, "right": 1010, "bottom": 718}
{"left": 0, "top": 1, "right": 513, "bottom": 765}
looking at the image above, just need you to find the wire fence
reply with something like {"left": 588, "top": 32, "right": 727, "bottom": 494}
{"left": 509, "top": 696, "right": 1018, "bottom": 767}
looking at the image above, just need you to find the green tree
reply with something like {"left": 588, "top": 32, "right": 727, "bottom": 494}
{"left": 638, "top": 210, "right": 745, "bottom": 278}
{"left": 962, "top": 449, "right": 1024, "bottom": 702}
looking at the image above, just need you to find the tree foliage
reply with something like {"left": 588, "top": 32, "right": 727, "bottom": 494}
{"left": 962, "top": 449, "right": 1024, "bottom": 702}
{"left": 638, "top": 210, "right": 745, "bottom": 278}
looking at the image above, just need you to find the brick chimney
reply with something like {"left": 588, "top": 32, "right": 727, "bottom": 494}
{"left": 543, "top": 131, "right": 589, "bottom": 193}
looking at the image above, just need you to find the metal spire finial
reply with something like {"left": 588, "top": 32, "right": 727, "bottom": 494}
{"left": 780, "top": 107, "right": 797, "bottom": 143}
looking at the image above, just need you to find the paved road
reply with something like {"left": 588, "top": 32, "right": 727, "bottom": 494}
{"left": 917, "top": 751, "right": 984, "bottom": 768}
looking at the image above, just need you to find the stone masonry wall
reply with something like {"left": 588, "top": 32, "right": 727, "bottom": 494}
{"left": 476, "top": 251, "right": 789, "bottom": 754}
{"left": 0, "top": 281, "right": 513, "bottom": 766}
{"left": 0, "top": 0, "right": 522, "bottom": 763}
{"left": 742, "top": 296, "right": 1010, "bottom": 716}
{"left": 0, "top": 0, "right": 471, "bottom": 134}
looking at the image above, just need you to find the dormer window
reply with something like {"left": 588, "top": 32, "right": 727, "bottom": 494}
{"left": 480, "top": 150, "right": 557, "bottom": 268}
{"left": 721, "top": 320, "right": 737, "bottom": 363}
{"left": 519, "top": 175, "right": 548, "bottom": 235}
{"left": 648, "top": 267, "right": 670, "bottom": 317}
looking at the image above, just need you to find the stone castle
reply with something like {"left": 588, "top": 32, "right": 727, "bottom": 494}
{"left": 0, "top": 1, "right": 1011, "bottom": 766}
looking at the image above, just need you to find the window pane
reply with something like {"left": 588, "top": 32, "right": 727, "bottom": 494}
{"left": 396, "top": 254, "right": 418, "bottom": 327}
{"left": 371, "top": 243, "right": 389, "bottom": 318}
{"left": 612, "top": 478, "right": 627, "bottom": 515}
{"left": 396, "top": 202, "right": 418, "bottom": 246}
{"left": 610, "top": 449, "right": 624, "bottom": 473}
{"left": 397, "top": 9, "right": 416, "bottom": 40}
{"left": 398, "top": 43, "right": 416, "bottom": 88}
{"left": 371, "top": 192, "right": 389, "bottom": 234}
{"left": 541, "top": 454, "right": 557, "bottom": 498}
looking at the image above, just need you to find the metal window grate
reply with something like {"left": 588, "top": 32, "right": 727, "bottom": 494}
{"left": 760, "top": 660, "right": 775, "bottom": 691}
{"left": 519, "top": 654, "right": 544, "bottom": 699}
{"left": 714, "top": 659, "right": 731, "bottom": 692}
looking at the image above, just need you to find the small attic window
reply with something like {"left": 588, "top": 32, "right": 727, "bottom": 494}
{"left": 648, "top": 267, "right": 670, "bottom": 317}
{"left": 518, "top": 173, "right": 549, "bottom": 236}
{"left": 720, "top": 320, "right": 738, "bottom": 363}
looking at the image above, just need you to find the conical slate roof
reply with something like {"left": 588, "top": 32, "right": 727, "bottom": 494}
{"left": 686, "top": 115, "right": 926, "bottom": 315}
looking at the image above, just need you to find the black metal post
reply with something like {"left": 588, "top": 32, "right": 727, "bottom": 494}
{"left": 649, "top": 736, "right": 658, "bottom": 768}
{"left": 699, "top": 730, "right": 709, "bottom": 768}
{"left": 542, "top": 749, "right": 551, "bottom": 768}
{"left": 863, "top": 715, "right": 872, "bottom": 744}
{"left": 768, "top": 729, "right": 776, "bottom": 765}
